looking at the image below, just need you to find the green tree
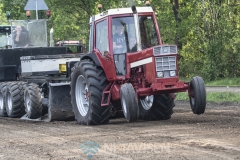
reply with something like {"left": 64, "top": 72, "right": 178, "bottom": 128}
{"left": 1, "top": 0, "right": 240, "bottom": 81}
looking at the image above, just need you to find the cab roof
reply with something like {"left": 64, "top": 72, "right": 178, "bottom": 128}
{"left": 90, "top": 6, "right": 154, "bottom": 23}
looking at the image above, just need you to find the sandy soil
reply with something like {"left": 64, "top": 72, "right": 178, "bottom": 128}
{"left": 0, "top": 101, "right": 239, "bottom": 160}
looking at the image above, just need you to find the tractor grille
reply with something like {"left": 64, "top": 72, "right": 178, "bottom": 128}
{"left": 155, "top": 56, "right": 176, "bottom": 78}
{"left": 156, "top": 56, "right": 176, "bottom": 71}
{"left": 154, "top": 45, "right": 177, "bottom": 56}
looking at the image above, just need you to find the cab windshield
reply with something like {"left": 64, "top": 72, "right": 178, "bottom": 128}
{"left": 112, "top": 15, "right": 158, "bottom": 54}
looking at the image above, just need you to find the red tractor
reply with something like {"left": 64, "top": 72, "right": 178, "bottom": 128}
{"left": 70, "top": 4, "right": 206, "bottom": 125}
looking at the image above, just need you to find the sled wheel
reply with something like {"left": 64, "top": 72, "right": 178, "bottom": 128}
{"left": 139, "top": 94, "right": 175, "bottom": 120}
{"left": 24, "top": 83, "right": 42, "bottom": 119}
{"left": 70, "top": 59, "right": 111, "bottom": 125}
{"left": 0, "top": 83, "right": 8, "bottom": 117}
{"left": 189, "top": 76, "right": 206, "bottom": 114}
{"left": 120, "top": 83, "right": 139, "bottom": 122}
{"left": 5, "top": 81, "right": 26, "bottom": 118}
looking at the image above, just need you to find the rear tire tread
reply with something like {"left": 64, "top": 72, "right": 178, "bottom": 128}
{"left": 139, "top": 94, "right": 175, "bottom": 121}
{"left": 5, "top": 81, "right": 27, "bottom": 118}
{"left": 70, "top": 59, "right": 110, "bottom": 125}
{"left": 0, "top": 82, "right": 8, "bottom": 117}
{"left": 24, "top": 83, "right": 42, "bottom": 119}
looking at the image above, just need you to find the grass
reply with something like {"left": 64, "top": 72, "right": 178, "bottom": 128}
{"left": 177, "top": 77, "right": 240, "bottom": 103}
{"left": 205, "top": 77, "right": 240, "bottom": 86}
{"left": 176, "top": 91, "right": 240, "bottom": 103}
{"left": 180, "top": 77, "right": 240, "bottom": 86}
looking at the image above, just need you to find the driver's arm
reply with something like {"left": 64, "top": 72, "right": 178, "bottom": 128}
{"left": 113, "top": 42, "right": 118, "bottom": 49}
{"left": 113, "top": 42, "right": 119, "bottom": 49}
{"left": 113, "top": 42, "right": 122, "bottom": 49}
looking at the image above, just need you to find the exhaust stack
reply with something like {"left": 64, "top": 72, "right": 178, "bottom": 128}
{"left": 131, "top": 5, "right": 142, "bottom": 51}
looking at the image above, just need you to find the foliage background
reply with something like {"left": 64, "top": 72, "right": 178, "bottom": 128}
{"left": 0, "top": 0, "right": 239, "bottom": 82}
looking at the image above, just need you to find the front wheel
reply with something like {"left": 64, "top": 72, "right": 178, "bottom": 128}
{"left": 189, "top": 76, "right": 206, "bottom": 114}
{"left": 139, "top": 94, "right": 175, "bottom": 120}
{"left": 120, "top": 83, "right": 139, "bottom": 122}
{"left": 70, "top": 59, "right": 110, "bottom": 125}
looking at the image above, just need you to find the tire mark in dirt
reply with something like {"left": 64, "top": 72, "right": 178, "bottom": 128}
{"left": 170, "top": 143, "right": 236, "bottom": 160}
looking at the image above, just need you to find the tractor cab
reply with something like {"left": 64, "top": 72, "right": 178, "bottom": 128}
{"left": 111, "top": 14, "right": 159, "bottom": 76}
{"left": 111, "top": 15, "right": 159, "bottom": 54}
{"left": 90, "top": 6, "right": 163, "bottom": 78}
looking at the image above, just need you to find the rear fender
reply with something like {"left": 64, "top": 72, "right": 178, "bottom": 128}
{"left": 66, "top": 61, "right": 78, "bottom": 79}
{"left": 81, "top": 51, "right": 117, "bottom": 81}
{"left": 81, "top": 53, "right": 101, "bottom": 67}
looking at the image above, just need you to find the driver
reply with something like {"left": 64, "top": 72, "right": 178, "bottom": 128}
{"left": 113, "top": 23, "right": 136, "bottom": 54}
{"left": 113, "top": 24, "right": 126, "bottom": 54}
{"left": 13, "top": 25, "right": 30, "bottom": 48}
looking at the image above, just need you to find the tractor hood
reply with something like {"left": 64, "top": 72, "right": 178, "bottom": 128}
{"left": 127, "top": 45, "right": 178, "bottom": 65}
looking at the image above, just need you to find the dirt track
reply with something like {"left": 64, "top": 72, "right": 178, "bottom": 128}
{"left": 0, "top": 101, "right": 239, "bottom": 160}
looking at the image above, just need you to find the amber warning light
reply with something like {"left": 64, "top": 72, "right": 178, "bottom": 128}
{"left": 26, "top": 10, "right": 31, "bottom": 20}
{"left": 98, "top": 4, "right": 102, "bottom": 12}
{"left": 146, "top": 1, "right": 150, "bottom": 6}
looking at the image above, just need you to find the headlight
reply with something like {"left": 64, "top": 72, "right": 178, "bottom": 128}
{"left": 157, "top": 71, "right": 164, "bottom": 78}
{"left": 170, "top": 70, "right": 176, "bottom": 77}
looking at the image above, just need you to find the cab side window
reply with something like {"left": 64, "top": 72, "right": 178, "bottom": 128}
{"left": 96, "top": 19, "right": 108, "bottom": 54}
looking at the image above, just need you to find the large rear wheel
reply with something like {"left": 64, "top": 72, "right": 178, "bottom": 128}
{"left": 139, "top": 94, "right": 175, "bottom": 120}
{"left": 70, "top": 59, "right": 111, "bottom": 125}
{"left": 24, "top": 83, "right": 42, "bottom": 119}
{"left": 5, "top": 82, "right": 26, "bottom": 118}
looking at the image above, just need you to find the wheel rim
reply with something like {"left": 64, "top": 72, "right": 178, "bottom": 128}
{"left": 7, "top": 91, "right": 12, "bottom": 112}
{"left": 121, "top": 95, "right": 127, "bottom": 117}
{"left": 75, "top": 75, "right": 89, "bottom": 116}
{"left": 25, "top": 93, "right": 31, "bottom": 113}
{"left": 0, "top": 93, "right": 3, "bottom": 110}
{"left": 140, "top": 95, "right": 154, "bottom": 110}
